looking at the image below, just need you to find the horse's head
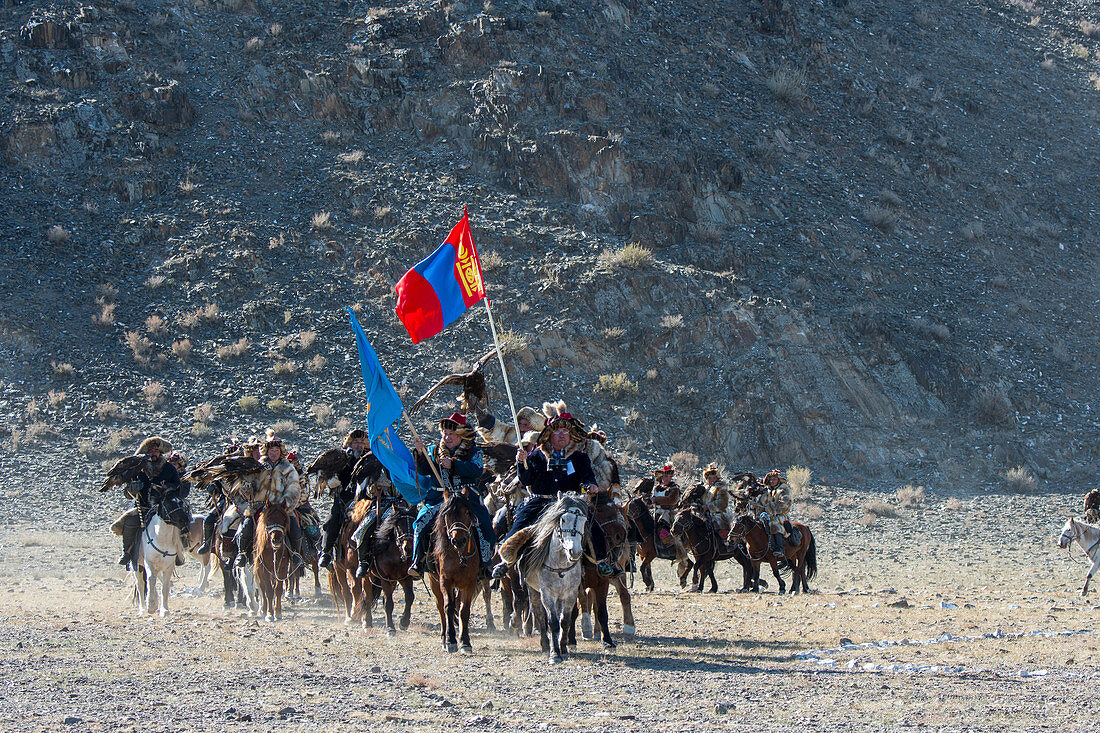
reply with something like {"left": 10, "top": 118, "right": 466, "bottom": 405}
{"left": 671, "top": 508, "right": 693, "bottom": 537}
{"left": 593, "top": 502, "right": 626, "bottom": 548}
{"left": 728, "top": 514, "right": 753, "bottom": 539}
{"left": 393, "top": 509, "right": 415, "bottom": 562}
{"left": 439, "top": 495, "right": 476, "bottom": 552}
{"left": 1058, "top": 518, "right": 1077, "bottom": 549}
{"left": 261, "top": 503, "right": 289, "bottom": 545}
{"left": 556, "top": 506, "right": 588, "bottom": 564}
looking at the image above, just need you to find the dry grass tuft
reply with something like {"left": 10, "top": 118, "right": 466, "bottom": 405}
{"left": 125, "top": 331, "right": 156, "bottom": 367}
{"left": 766, "top": 67, "right": 808, "bottom": 104}
{"left": 193, "top": 403, "right": 215, "bottom": 423}
{"left": 311, "top": 211, "right": 333, "bottom": 231}
{"left": 333, "top": 417, "right": 353, "bottom": 436}
{"left": 864, "top": 205, "right": 897, "bottom": 234}
{"left": 308, "top": 354, "right": 328, "bottom": 372}
{"left": 786, "top": 466, "right": 812, "bottom": 498}
{"left": 338, "top": 150, "right": 365, "bottom": 165}
{"left": 311, "top": 403, "right": 334, "bottom": 426}
{"left": 406, "top": 673, "right": 441, "bottom": 689}
{"left": 143, "top": 381, "right": 166, "bottom": 409}
{"left": 896, "top": 484, "right": 925, "bottom": 507}
{"left": 95, "top": 401, "right": 125, "bottom": 421}
{"left": 862, "top": 499, "right": 897, "bottom": 518}
{"left": 1080, "top": 20, "right": 1100, "bottom": 38}
{"left": 216, "top": 338, "right": 251, "bottom": 360}
{"left": 270, "top": 419, "right": 296, "bottom": 436}
{"left": 177, "top": 303, "right": 221, "bottom": 329}
{"left": 145, "top": 314, "right": 166, "bottom": 336}
{"left": 238, "top": 395, "right": 261, "bottom": 413}
{"left": 48, "top": 390, "right": 66, "bottom": 409}
{"left": 298, "top": 331, "right": 317, "bottom": 351}
{"left": 598, "top": 243, "right": 653, "bottom": 270}
{"left": 660, "top": 314, "right": 684, "bottom": 329}
{"left": 594, "top": 373, "right": 639, "bottom": 395}
{"left": 47, "top": 225, "right": 71, "bottom": 244}
{"left": 1003, "top": 465, "right": 1037, "bottom": 493}
{"left": 972, "top": 385, "right": 1014, "bottom": 427}
{"left": 943, "top": 497, "right": 965, "bottom": 511}
{"left": 795, "top": 502, "right": 824, "bottom": 520}
{"left": 266, "top": 398, "right": 289, "bottom": 414}
{"left": 25, "top": 421, "right": 59, "bottom": 444}
{"left": 858, "top": 513, "right": 878, "bottom": 528}
{"left": 191, "top": 422, "right": 213, "bottom": 438}
{"left": 145, "top": 275, "right": 166, "bottom": 290}
{"left": 272, "top": 360, "right": 299, "bottom": 378}
{"left": 670, "top": 451, "right": 699, "bottom": 474}
{"left": 172, "top": 339, "right": 193, "bottom": 362}
{"left": 52, "top": 361, "right": 75, "bottom": 378}
{"left": 93, "top": 298, "right": 116, "bottom": 327}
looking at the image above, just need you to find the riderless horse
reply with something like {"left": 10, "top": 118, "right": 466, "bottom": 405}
{"left": 1058, "top": 517, "right": 1100, "bottom": 595}
{"left": 364, "top": 502, "right": 417, "bottom": 634}
{"left": 671, "top": 505, "right": 756, "bottom": 593}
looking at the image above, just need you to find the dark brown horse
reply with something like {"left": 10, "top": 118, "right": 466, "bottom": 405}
{"left": 671, "top": 506, "right": 755, "bottom": 593}
{"left": 569, "top": 495, "right": 634, "bottom": 645}
{"left": 492, "top": 502, "right": 533, "bottom": 636}
{"left": 364, "top": 503, "right": 416, "bottom": 634}
{"left": 729, "top": 514, "right": 817, "bottom": 594}
{"left": 625, "top": 494, "right": 692, "bottom": 591}
{"left": 428, "top": 494, "right": 482, "bottom": 652}
{"left": 254, "top": 503, "right": 292, "bottom": 621}
{"left": 328, "top": 499, "right": 371, "bottom": 626}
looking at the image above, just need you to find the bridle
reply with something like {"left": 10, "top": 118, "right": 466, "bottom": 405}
{"left": 442, "top": 507, "right": 479, "bottom": 567}
{"left": 727, "top": 515, "right": 770, "bottom": 562}
{"left": 674, "top": 509, "right": 713, "bottom": 558}
{"left": 544, "top": 508, "right": 586, "bottom": 576}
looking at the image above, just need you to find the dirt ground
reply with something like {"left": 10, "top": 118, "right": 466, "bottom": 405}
{"left": 1, "top": 486, "right": 1097, "bottom": 732}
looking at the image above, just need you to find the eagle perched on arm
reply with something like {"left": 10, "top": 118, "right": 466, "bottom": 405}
{"left": 99, "top": 455, "right": 149, "bottom": 493}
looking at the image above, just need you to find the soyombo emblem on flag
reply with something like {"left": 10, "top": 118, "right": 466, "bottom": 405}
{"left": 394, "top": 208, "right": 486, "bottom": 343}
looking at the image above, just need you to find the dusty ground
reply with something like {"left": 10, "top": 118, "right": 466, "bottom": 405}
{"left": 1, "top": 485, "right": 1097, "bottom": 732}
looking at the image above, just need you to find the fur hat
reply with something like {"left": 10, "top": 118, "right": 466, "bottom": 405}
{"left": 516, "top": 406, "right": 547, "bottom": 433}
{"left": 343, "top": 429, "right": 367, "bottom": 449}
{"left": 263, "top": 429, "right": 286, "bottom": 458}
{"left": 167, "top": 452, "right": 186, "bottom": 470}
{"left": 653, "top": 464, "right": 674, "bottom": 476}
{"left": 763, "top": 469, "right": 785, "bottom": 487}
{"left": 537, "top": 400, "right": 588, "bottom": 445}
{"left": 520, "top": 430, "right": 540, "bottom": 449}
{"left": 137, "top": 436, "right": 172, "bottom": 456}
{"left": 439, "top": 412, "right": 476, "bottom": 441}
{"left": 703, "top": 462, "right": 722, "bottom": 479}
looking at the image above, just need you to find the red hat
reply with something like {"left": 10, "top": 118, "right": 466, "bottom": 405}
{"left": 439, "top": 412, "right": 470, "bottom": 431}
{"left": 654, "top": 464, "right": 674, "bottom": 475}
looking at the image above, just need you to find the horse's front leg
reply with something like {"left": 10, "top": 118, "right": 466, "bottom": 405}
{"left": 1083, "top": 557, "right": 1100, "bottom": 595}
{"left": 145, "top": 566, "right": 158, "bottom": 615}
{"left": 160, "top": 569, "right": 172, "bottom": 617}
{"left": 481, "top": 579, "right": 495, "bottom": 632}
{"left": 429, "top": 575, "right": 448, "bottom": 650}
{"left": 399, "top": 578, "right": 413, "bottom": 630}
{"left": 382, "top": 581, "right": 396, "bottom": 635}
{"left": 459, "top": 586, "right": 474, "bottom": 652}
{"left": 613, "top": 576, "right": 635, "bottom": 636}
{"left": 546, "top": 598, "right": 563, "bottom": 663}
{"left": 443, "top": 583, "right": 459, "bottom": 652}
{"left": 769, "top": 559, "right": 785, "bottom": 594}
{"left": 361, "top": 578, "right": 374, "bottom": 628}
{"left": 595, "top": 586, "right": 615, "bottom": 650}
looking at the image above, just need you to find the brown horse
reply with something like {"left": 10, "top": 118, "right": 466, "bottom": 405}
{"left": 328, "top": 499, "right": 371, "bottom": 626}
{"left": 428, "top": 494, "right": 482, "bottom": 653}
{"left": 671, "top": 506, "right": 755, "bottom": 593}
{"left": 625, "top": 495, "right": 692, "bottom": 591}
{"left": 729, "top": 514, "right": 817, "bottom": 594}
{"left": 572, "top": 496, "right": 634, "bottom": 644}
{"left": 364, "top": 503, "right": 416, "bottom": 634}
{"left": 254, "top": 503, "right": 292, "bottom": 620}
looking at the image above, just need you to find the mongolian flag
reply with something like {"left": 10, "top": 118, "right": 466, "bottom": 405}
{"left": 394, "top": 208, "right": 486, "bottom": 343}
{"left": 346, "top": 308, "right": 428, "bottom": 504}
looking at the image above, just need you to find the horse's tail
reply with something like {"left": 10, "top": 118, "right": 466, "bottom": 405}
{"left": 803, "top": 533, "right": 817, "bottom": 581}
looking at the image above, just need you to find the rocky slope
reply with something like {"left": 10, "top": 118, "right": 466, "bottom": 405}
{"left": 2, "top": 0, "right": 1098, "bottom": 491}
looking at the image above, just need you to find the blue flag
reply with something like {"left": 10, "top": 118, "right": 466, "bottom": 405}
{"left": 346, "top": 308, "right": 427, "bottom": 504}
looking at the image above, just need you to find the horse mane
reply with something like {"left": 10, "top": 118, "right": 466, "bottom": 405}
{"left": 518, "top": 494, "right": 590, "bottom": 580}
{"left": 627, "top": 496, "right": 656, "bottom": 536}
{"left": 375, "top": 503, "right": 410, "bottom": 542}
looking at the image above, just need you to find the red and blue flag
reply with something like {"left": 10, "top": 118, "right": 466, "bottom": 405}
{"left": 394, "top": 208, "right": 486, "bottom": 343}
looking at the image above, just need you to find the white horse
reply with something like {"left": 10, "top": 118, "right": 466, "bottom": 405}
{"left": 519, "top": 495, "right": 589, "bottom": 664}
{"left": 135, "top": 513, "right": 183, "bottom": 616}
{"left": 1058, "top": 517, "right": 1100, "bottom": 595}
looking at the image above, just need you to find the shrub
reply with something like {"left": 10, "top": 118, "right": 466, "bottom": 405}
{"left": 52, "top": 361, "right": 75, "bottom": 378}
{"left": 172, "top": 339, "right": 193, "bottom": 362}
{"left": 973, "top": 385, "right": 1014, "bottom": 427}
{"left": 766, "top": 67, "right": 808, "bottom": 104}
{"left": 238, "top": 395, "right": 261, "bottom": 413}
{"left": 273, "top": 360, "right": 299, "bottom": 378}
{"left": 177, "top": 303, "right": 220, "bottom": 330}
{"left": 660, "top": 314, "right": 684, "bottom": 329}
{"left": 858, "top": 513, "right": 877, "bottom": 528}
{"left": 670, "top": 451, "right": 699, "bottom": 473}
{"left": 216, "top": 338, "right": 251, "bottom": 360}
{"left": 125, "top": 331, "right": 156, "bottom": 366}
{"left": 104, "top": 428, "right": 135, "bottom": 454}
{"left": 1003, "top": 465, "right": 1036, "bottom": 493}
{"left": 786, "top": 466, "right": 812, "bottom": 498}
{"left": 896, "top": 484, "right": 925, "bottom": 507}
{"left": 311, "top": 403, "right": 334, "bottom": 426}
{"left": 298, "top": 331, "right": 317, "bottom": 351}
{"left": 594, "top": 373, "right": 639, "bottom": 395}
{"left": 93, "top": 299, "right": 116, "bottom": 326}
{"left": 270, "top": 419, "right": 296, "bottom": 435}
{"left": 311, "top": 211, "right": 333, "bottom": 230}
{"left": 193, "top": 402, "right": 215, "bottom": 423}
{"left": 25, "top": 421, "right": 58, "bottom": 443}
{"left": 795, "top": 502, "right": 824, "bottom": 520}
{"left": 145, "top": 314, "right": 166, "bottom": 336}
{"left": 25, "top": 398, "right": 39, "bottom": 419}
{"left": 1081, "top": 20, "right": 1100, "bottom": 38}
{"left": 143, "top": 381, "right": 166, "bottom": 408}
{"left": 862, "top": 499, "right": 897, "bottom": 517}
{"left": 95, "top": 401, "right": 125, "bottom": 421}
{"left": 266, "top": 398, "right": 289, "bottom": 413}
{"left": 333, "top": 417, "right": 352, "bottom": 435}
{"left": 191, "top": 422, "right": 213, "bottom": 437}
{"left": 47, "top": 390, "right": 66, "bottom": 409}
{"left": 864, "top": 205, "right": 897, "bottom": 234}
{"left": 47, "top": 225, "right": 71, "bottom": 244}
{"left": 598, "top": 243, "right": 653, "bottom": 270}
{"left": 308, "top": 354, "right": 328, "bottom": 372}
{"left": 145, "top": 275, "right": 166, "bottom": 290}
{"left": 338, "top": 150, "right": 364, "bottom": 165}
{"left": 943, "top": 497, "right": 965, "bottom": 511}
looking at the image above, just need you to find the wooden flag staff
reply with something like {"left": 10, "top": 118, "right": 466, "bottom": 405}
{"left": 483, "top": 299, "right": 525, "bottom": 465}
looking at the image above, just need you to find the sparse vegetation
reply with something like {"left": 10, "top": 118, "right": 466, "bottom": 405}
{"left": 25, "top": 421, "right": 58, "bottom": 444}
{"left": 193, "top": 403, "right": 215, "bottom": 423}
{"left": 598, "top": 243, "right": 653, "bottom": 270}
{"left": 47, "top": 390, "right": 65, "bottom": 409}
{"left": 795, "top": 502, "right": 824, "bottom": 520}
{"left": 943, "top": 497, "right": 965, "bottom": 511}
{"left": 216, "top": 338, "right": 251, "bottom": 360}
{"left": 298, "top": 331, "right": 317, "bottom": 351}
{"left": 660, "top": 314, "right": 684, "bottom": 329}
{"left": 95, "top": 401, "right": 125, "bottom": 421}
{"left": 308, "top": 354, "right": 328, "bottom": 372}
{"left": 172, "top": 339, "right": 193, "bottom": 362}
{"left": 670, "top": 451, "right": 699, "bottom": 474}
{"left": 238, "top": 396, "right": 261, "bottom": 413}
{"left": 858, "top": 513, "right": 878, "bottom": 528}
{"left": 333, "top": 417, "right": 353, "bottom": 436}
{"left": 864, "top": 205, "right": 897, "bottom": 234}
{"left": 143, "top": 380, "right": 166, "bottom": 409}
{"left": 862, "top": 499, "right": 897, "bottom": 518}
{"left": 52, "top": 361, "right": 75, "bottom": 378}
{"left": 177, "top": 303, "right": 221, "bottom": 330}
{"left": 786, "top": 466, "right": 812, "bottom": 499}
{"left": 973, "top": 385, "right": 1014, "bottom": 427}
{"left": 310, "top": 403, "right": 334, "bottom": 426}
{"left": 896, "top": 484, "right": 926, "bottom": 507}
{"left": 46, "top": 225, "right": 71, "bottom": 244}
{"left": 766, "top": 67, "right": 808, "bottom": 104}
{"left": 594, "top": 373, "right": 639, "bottom": 395}
{"left": 124, "top": 331, "right": 157, "bottom": 367}
{"left": 145, "top": 314, "right": 166, "bottom": 336}
{"left": 406, "top": 673, "right": 441, "bottom": 689}
{"left": 311, "top": 211, "right": 333, "bottom": 231}
{"left": 273, "top": 360, "right": 299, "bottom": 378}
{"left": 93, "top": 298, "right": 116, "bottom": 327}
{"left": 266, "top": 398, "right": 289, "bottom": 413}
{"left": 270, "top": 419, "right": 297, "bottom": 436}
{"left": 1003, "top": 465, "right": 1037, "bottom": 493}
{"left": 145, "top": 275, "right": 166, "bottom": 289}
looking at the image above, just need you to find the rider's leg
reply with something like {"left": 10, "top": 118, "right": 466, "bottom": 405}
{"left": 196, "top": 506, "right": 218, "bottom": 554}
{"left": 354, "top": 508, "right": 378, "bottom": 579}
{"left": 469, "top": 501, "right": 496, "bottom": 574}
{"left": 119, "top": 511, "right": 141, "bottom": 568}
{"left": 408, "top": 504, "right": 439, "bottom": 577}
{"left": 235, "top": 515, "right": 255, "bottom": 568}
{"left": 288, "top": 513, "right": 303, "bottom": 560}
{"left": 319, "top": 496, "right": 346, "bottom": 569}
{"left": 588, "top": 520, "right": 622, "bottom": 577}
{"left": 491, "top": 496, "right": 548, "bottom": 578}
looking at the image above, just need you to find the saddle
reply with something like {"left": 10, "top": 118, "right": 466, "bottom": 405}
{"left": 654, "top": 521, "right": 678, "bottom": 560}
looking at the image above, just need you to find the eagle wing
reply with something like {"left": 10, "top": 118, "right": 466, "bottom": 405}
{"left": 409, "top": 374, "right": 467, "bottom": 415}
{"left": 206, "top": 457, "right": 265, "bottom": 498}
{"left": 1085, "top": 489, "right": 1100, "bottom": 512}
{"left": 408, "top": 343, "right": 507, "bottom": 415}
{"left": 306, "top": 448, "right": 351, "bottom": 477}
{"left": 99, "top": 455, "right": 148, "bottom": 492}
{"left": 349, "top": 452, "right": 384, "bottom": 487}
{"left": 480, "top": 441, "right": 518, "bottom": 477}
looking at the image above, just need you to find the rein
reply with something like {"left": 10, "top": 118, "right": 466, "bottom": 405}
{"left": 143, "top": 520, "right": 178, "bottom": 559}
{"left": 728, "top": 518, "right": 771, "bottom": 562}
{"left": 544, "top": 509, "right": 585, "bottom": 577}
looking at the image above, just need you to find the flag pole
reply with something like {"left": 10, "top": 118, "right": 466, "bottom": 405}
{"left": 483, "top": 299, "right": 524, "bottom": 461}
{"left": 401, "top": 412, "right": 452, "bottom": 493}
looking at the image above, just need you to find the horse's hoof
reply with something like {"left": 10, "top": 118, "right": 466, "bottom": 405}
{"left": 159, "top": 609, "right": 170, "bottom": 618}
{"left": 385, "top": 627, "right": 396, "bottom": 637}
{"left": 602, "top": 640, "right": 616, "bottom": 650}
{"left": 446, "top": 643, "right": 458, "bottom": 653}
{"left": 486, "top": 621, "right": 496, "bottom": 632}
{"left": 549, "top": 655, "right": 562, "bottom": 665}
{"left": 400, "top": 620, "right": 410, "bottom": 631}
{"left": 622, "top": 624, "right": 635, "bottom": 637}
{"left": 581, "top": 615, "right": 594, "bottom": 640}
{"left": 461, "top": 643, "right": 472, "bottom": 654}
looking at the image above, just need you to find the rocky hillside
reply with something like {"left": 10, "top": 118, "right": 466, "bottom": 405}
{"left": 2, "top": 0, "right": 1098, "bottom": 498}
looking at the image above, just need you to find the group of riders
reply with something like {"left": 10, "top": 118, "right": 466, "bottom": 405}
{"left": 110, "top": 399, "right": 808, "bottom": 589}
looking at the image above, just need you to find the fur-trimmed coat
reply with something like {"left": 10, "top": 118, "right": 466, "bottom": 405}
{"left": 517, "top": 444, "right": 596, "bottom": 496}
{"left": 252, "top": 458, "right": 301, "bottom": 508}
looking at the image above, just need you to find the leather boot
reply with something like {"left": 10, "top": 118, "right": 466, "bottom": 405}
{"left": 769, "top": 532, "right": 785, "bottom": 557}
{"left": 119, "top": 520, "right": 138, "bottom": 569}
{"left": 196, "top": 513, "right": 217, "bottom": 555}
{"left": 354, "top": 535, "right": 372, "bottom": 578}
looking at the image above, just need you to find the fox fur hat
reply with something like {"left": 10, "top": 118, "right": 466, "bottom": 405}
{"left": 536, "top": 400, "right": 588, "bottom": 446}
{"left": 343, "top": 429, "right": 367, "bottom": 449}
{"left": 137, "top": 436, "right": 172, "bottom": 456}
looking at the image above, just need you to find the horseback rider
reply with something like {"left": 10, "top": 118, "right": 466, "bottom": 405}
{"left": 287, "top": 450, "right": 322, "bottom": 559}
{"left": 117, "top": 436, "right": 185, "bottom": 570}
{"left": 491, "top": 411, "right": 621, "bottom": 579}
{"left": 651, "top": 464, "right": 681, "bottom": 523}
{"left": 702, "top": 463, "right": 734, "bottom": 534}
{"left": 407, "top": 413, "right": 495, "bottom": 579}
{"left": 759, "top": 469, "right": 794, "bottom": 557}
{"left": 318, "top": 429, "right": 369, "bottom": 570}
{"left": 193, "top": 442, "right": 241, "bottom": 555}
{"left": 1085, "top": 488, "right": 1100, "bottom": 524}
{"left": 352, "top": 471, "right": 400, "bottom": 578}
{"left": 234, "top": 434, "right": 303, "bottom": 568}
